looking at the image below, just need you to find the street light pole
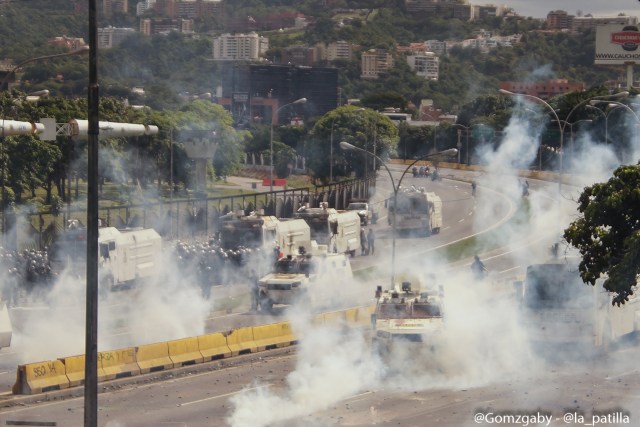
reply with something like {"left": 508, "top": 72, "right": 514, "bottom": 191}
{"left": 270, "top": 97, "right": 306, "bottom": 192}
{"left": 330, "top": 118, "right": 336, "bottom": 182}
{"left": 85, "top": 0, "right": 99, "bottom": 424}
{"left": 588, "top": 100, "right": 640, "bottom": 142}
{"left": 340, "top": 141, "right": 457, "bottom": 289}
{"left": 553, "top": 119, "right": 592, "bottom": 165}
{"left": 499, "top": 89, "right": 564, "bottom": 173}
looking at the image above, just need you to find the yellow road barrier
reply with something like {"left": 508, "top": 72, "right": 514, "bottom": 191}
{"left": 252, "top": 322, "right": 297, "bottom": 351}
{"left": 198, "top": 332, "right": 231, "bottom": 362}
{"left": 355, "top": 305, "right": 375, "bottom": 327}
{"left": 226, "top": 327, "right": 257, "bottom": 356}
{"left": 12, "top": 360, "right": 69, "bottom": 395}
{"left": 99, "top": 348, "right": 139, "bottom": 380}
{"left": 136, "top": 342, "right": 174, "bottom": 374}
{"left": 61, "top": 355, "right": 86, "bottom": 387}
{"left": 168, "top": 337, "right": 203, "bottom": 367}
{"left": 322, "top": 310, "right": 346, "bottom": 324}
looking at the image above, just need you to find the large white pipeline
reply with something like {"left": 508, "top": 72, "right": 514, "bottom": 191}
{"left": 69, "top": 119, "right": 159, "bottom": 141}
{"left": 0, "top": 119, "right": 44, "bottom": 136}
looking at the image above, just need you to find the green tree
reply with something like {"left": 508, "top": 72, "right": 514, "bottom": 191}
{"left": 307, "top": 106, "right": 398, "bottom": 181}
{"left": 564, "top": 165, "right": 640, "bottom": 306}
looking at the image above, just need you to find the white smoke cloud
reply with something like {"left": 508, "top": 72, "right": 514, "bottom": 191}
{"left": 227, "top": 97, "right": 640, "bottom": 425}
{"left": 8, "top": 245, "right": 213, "bottom": 363}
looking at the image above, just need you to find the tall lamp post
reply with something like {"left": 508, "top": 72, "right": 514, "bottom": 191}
{"left": 586, "top": 104, "right": 625, "bottom": 145}
{"left": 270, "top": 97, "right": 306, "bottom": 192}
{"left": 340, "top": 141, "right": 457, "bottom": 288}
{"left": 499, "top": 89, "right": 563, "bottom": 172}
{"left": 329, "top": 117, "right": 338, "bottom": 182}
{"left": 588, "top": 100, "right": 640, "bottom": 143}
{"left": 0, "top": 47, "right": 90, "bottom": 245}
{"left": 86, "top": 0, "right": 99, "bottom": 423}
{"left": 553, "top": 119, "right": 592, "bottom": 165}
{"left": 452, "top": 124, "right": 470, "bottom": 165}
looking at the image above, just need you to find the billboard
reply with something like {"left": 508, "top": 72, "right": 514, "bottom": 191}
{"left": 595, "top": 24, "right": 640, "bottom": 65}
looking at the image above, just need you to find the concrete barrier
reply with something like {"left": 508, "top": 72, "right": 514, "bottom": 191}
{"left": 61, "top": 355, "right": 86, "bottom": 387}
{"left": 198, "top": 332, "right": 231, "bottom": 362}
{"left": 226, "top": 327, "right": 257, "bottom": 356}
{"left": 168, "top": 337, "right": 203, "bottom": 367}
{"left": 12, "top": 360, "right": 69, "bottom": 395}
{"left": 343, "top": 308, "right": 358, "bottom": 324}
{"left": 355, "top": 305, "right": 375, "bottom": 327}
{"left": 99, "top": 348, "right": 139, "bottom": 380}
{"left": 252, "top": 322, "right": 297, "bottom": 351}
{"left": 322, "top": 310, "right": 346, "bottom": 325}
{"left": 136, "top": 342, "right": 174, "bottom": 374}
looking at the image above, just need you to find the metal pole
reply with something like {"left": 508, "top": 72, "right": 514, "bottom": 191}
{"left": 85, "top": 0, "right": 99, "bottom": 424}
{"left": 456, "top": 129, "right": 461, "bottom": 164}
{"left": 330, "top": 120, "right": 334, "bottom": 182}
{"left": 466, "top": 129, "right": 470, "bottom": 165}
{"left": 269, "top": 117, "right": 274, "bottom": 192}
{"left": 270, "top": 98, "right": 306, "bottom": 192}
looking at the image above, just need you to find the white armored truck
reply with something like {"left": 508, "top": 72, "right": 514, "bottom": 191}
{"left": 388, "top": 187, "right": 442, "bottom": 236}
{"left": 257, "top": 244, "right": 353, "bottom": 312}
{"left": 371, "top": 277, "right": 445, "bottom": 355}
{"left": 52, "top": 224, "right": 162, "bottom": 292}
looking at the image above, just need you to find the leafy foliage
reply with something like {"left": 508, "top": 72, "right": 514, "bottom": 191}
{"left": 564, "top": 165, "right": 640, "bottom": 305}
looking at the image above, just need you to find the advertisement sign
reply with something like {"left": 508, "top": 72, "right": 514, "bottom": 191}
{"left": 595, "top": 24, "right": 640, "bottom": 65}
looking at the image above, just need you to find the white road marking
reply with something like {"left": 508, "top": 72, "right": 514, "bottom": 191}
{"left": 605, "top": 370, "right": 638, "bottom": 380}
{"left": 499, "top": 266, "right": 521, "bottom": 274}
{"left": 179, "top": 385, "right": 271, "bottom": 407}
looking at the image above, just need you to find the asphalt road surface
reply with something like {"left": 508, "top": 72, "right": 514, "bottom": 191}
{"left": 0, "top": 167, "right": 596, "bottom": 427}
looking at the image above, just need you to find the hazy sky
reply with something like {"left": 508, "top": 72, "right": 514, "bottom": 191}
{"left": 471, "top": 1, "right": 640, "bottom": 19}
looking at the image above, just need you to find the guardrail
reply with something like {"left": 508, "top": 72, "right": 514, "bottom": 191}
{"left": 11, "top": 305, "right": 374, "bottom": 395}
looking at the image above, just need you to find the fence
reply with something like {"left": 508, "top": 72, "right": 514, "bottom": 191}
{"left": 11, "top": 176, "right": 374, "bottom": 250}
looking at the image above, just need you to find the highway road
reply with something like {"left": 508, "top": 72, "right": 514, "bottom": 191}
{"left": 0, "top": 167, "right": 604, "bottom": 426}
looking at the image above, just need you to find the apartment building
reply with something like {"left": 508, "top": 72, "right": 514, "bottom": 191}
{"left": 48, "top": 36, "right": 87, "bottom": 51}
{"left": 407, "top": 52, "right": 439, "bottom": 80}
{"left": 140, "top": 18, "right": 194, "bottom": 35}
{"left": 361, "top": 49, "right": 394, "bottom": 79}
{"left": 103, "top": 0, "right": 128, "bottom": 17}
{"left": 212, "top": 32, "right": 269, "bottom": 61}
{"left": 425, "top": 40, "right": 447, "bottom": 55}
{"left": 499, "top": 79, "right": 584, "bottom": 100}
{"left": 153, "top": 0, "right": 224, "bottom": 19}
{"left": 281, "top": 46, "right": 317, "bottom": 66}
{"left": 324, "top": 41, "right": 353, "bottom": 61}
{"left": 97, "top": 26, "right": 136, "bottom": 48}
{"left": 216, "top": 64, "right": 338, "bottom": 127}
{"left": 571, "top": 15, "right": 637, "bottom": 32}
{"left": 546, "top": 10, "right": 572, "bottom": 31}
{"left": 137, "top": 0, "right": 156, "bottom": 16}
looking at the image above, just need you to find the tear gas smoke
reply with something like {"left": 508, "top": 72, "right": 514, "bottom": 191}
{"left": 228, "top": 99, "right": 640, "bottom": 425}
{"left": 6, "top": 236, "right": 213, "bottom": 364}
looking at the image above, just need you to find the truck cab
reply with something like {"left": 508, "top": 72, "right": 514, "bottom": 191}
{"left": 371, "top": 279, "right": 445, "bottom": 356}
{"left": 346, "top": 200, "right": 376, "bottom": 225}
{"left": 257, "top": 245, "right": 353, "bottom": 312}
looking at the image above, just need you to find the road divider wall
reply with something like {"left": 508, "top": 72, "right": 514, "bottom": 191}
{"left": 12, "top": 305, "right": 374, "bottom": 395}
{"left": 137, "top": 342, "right": 174, "bottom": 374}
{"left": 12, "top": 360, "right": 69, "bottom": 395}
{"left": 226, "top": 327, "right": 257, "bottom": 356}
{"left": 252, "top": 322, "right": 297, "bottom": 351}
{"left": 198, "top": 332, "right": 232, "bottom": 361}
{"left": 100, "top": 348, "right": 140, "bottom": 380}
{"left": 168, "top": 337, "right": 204, "bottom": 367}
